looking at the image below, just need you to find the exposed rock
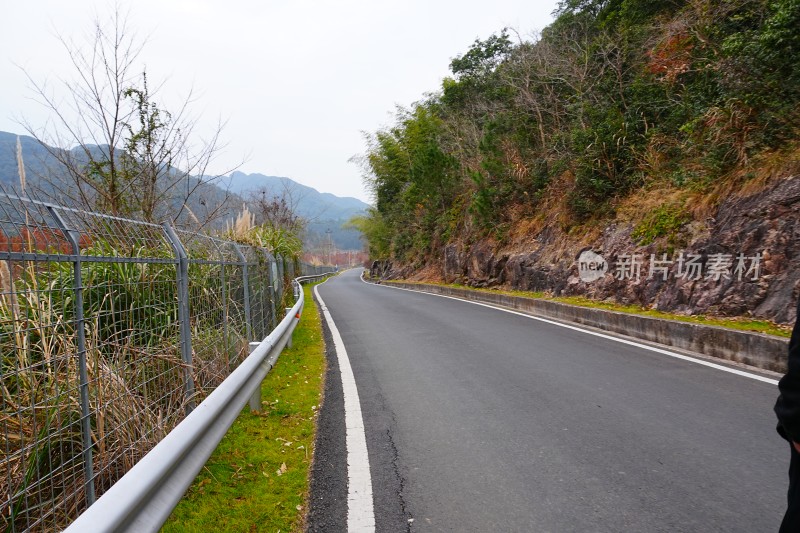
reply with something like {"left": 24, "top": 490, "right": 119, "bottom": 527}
{"left": 389, "top": 175, "right": 800, "bottom": 325}
{"left": 370, "top": 260, "right": 391, "bottom": 279}
{"left": 443, "top": 244, "right": 463, "bottom": 284}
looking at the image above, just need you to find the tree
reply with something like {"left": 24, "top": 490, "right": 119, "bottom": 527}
{"left": 250, "top": 185, "right": 307, "bottom": 237}
{"left": 449, "top": 30, "right": 513, "bottom": 81}
{"left": 345, "top": 209, "right": 391, "bottom": 259}
{"left": 19, "top": 7, "right": 234, "bottom": 225}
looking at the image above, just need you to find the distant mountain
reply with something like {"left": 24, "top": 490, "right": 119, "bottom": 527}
{"left": 223, "top": 171, "right": 370, "bottom": 250}
{"left": 0, "top": 132, "right": 367, "bottom": 250}
{"left": 0, "top": 131, "right": 55, "bottom": 189}
{"left": 0, "top": 131, "right": 239, "bottom": 227}
{"left": 224, "top": 171, "right": 369, "bottom": 220}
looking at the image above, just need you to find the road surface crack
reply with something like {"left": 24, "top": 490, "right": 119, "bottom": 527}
{"left": 386, "top": 425, "right": 412, "bottom": 532}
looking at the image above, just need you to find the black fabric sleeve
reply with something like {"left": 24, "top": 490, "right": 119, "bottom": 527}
{"left": 776, "top": 298, "right": 800, "bottom": 442}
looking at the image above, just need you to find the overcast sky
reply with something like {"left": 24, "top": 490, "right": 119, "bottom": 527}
{"left": 1, "top": 1, "right": 558, "bottom": 202}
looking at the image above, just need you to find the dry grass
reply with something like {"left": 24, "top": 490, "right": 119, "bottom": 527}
{"left": 0, "top": 271, "right": 187, "bottom": 531}
{"left": 615, "top": 186, "right": 688, "bottom": 225}
{"left": 225, "top": 204, "right": 255, "bottom": 240}
{"left": 681, "top": 141, "right": 800, "bottom": 218}
{"left": 0, "top": 254, "right": 255, "bottom": 531}
{"left": 1, "top": 139, "right": 208, "bottom": 530}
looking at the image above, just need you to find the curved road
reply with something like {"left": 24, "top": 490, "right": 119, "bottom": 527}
{"left": 308, "top": 269, "right": 787, "bottom": 532}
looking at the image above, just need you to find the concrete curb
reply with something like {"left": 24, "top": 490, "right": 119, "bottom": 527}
{"left": 371, "top": 279, "right": 789, "bottom": 374}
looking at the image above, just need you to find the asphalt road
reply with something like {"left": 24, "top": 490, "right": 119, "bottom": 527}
{"left": 308, "top": 269, "right": 788, "bottom": 532}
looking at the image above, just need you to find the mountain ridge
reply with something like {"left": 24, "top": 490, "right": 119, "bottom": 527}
{"left": 0, "top": 131, "right": 368, "bottom": 250}
{"left": 223, "top": 170, "right": 369, "bottom": 220}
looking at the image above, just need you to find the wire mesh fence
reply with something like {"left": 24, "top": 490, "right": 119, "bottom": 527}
{"left": 0, "top": 187, "right": 334, "bottom": 532}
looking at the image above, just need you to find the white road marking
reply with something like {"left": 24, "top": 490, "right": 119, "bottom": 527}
{"left": 361, "top": 274, "right": 779, "bottom": 386}
{"left": 314, "top": 282, "right": 376, "bottom": 532}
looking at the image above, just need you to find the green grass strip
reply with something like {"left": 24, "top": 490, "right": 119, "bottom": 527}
{"left": 163, "top": 283, "right": 326, "bottom": 532}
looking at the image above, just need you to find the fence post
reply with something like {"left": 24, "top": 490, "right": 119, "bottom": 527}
{"left": 233, "top": 244, "right": 252, "bottom": 341}
{"left": 276, "top": 255, "right": 285, "bottom": 311}
{"left": 258, "top": 250, "right": 278, "bottom": 331}
{"left": 267, "top": 257, "right": 277, "bottom": 330}
{"left": 163, "top": 224, "right": 195, "bottom": 415}
{"left": 48, "top": 206, "right": 96, "bottom": 506}
{"left": 214, "top": 241, "right": 230, "bottom": 370}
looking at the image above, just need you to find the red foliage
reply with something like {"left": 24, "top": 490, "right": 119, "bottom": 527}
{"left": 0, "top": 228, "right": 92, "bottom": 255}
{"left": 647, "top": 33, "right": 693, "bottom": 83}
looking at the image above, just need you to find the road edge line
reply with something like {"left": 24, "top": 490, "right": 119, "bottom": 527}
{"left": 314, "top": 282, "right": 376, "bottom": 532}
{"left": 360, "top": 273, "right": 779, "bottom": 386}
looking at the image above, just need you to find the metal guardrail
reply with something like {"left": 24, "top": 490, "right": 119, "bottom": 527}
{"left": 62, "top": 272, "right": 334, "bottom": 533}
{"left": 0, "top": 186, "right": 336, "bottom": 532}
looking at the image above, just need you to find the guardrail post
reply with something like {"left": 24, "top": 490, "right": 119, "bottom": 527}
{"left": 48, "top": 206, "right": 96, "bottom": 506}
{"left": 233, "top": 244, "right": 253, "bottom": 341}
{"left": 284, "top": 307, "right": 294, "bottom": 348}
{"left": 163, "top": 224, "right": 196, "bottom": 415}
{"left": 247, "top": 341, "right": 262, "bottom": 411}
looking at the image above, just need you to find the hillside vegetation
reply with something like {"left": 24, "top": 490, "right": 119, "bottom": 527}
{"left": 357, "top": 0, "right": 800, "bottom": 264}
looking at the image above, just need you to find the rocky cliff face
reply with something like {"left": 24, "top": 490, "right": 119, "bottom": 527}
{"left": 403, "top": 176, "right": 800, "bottom": 325}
